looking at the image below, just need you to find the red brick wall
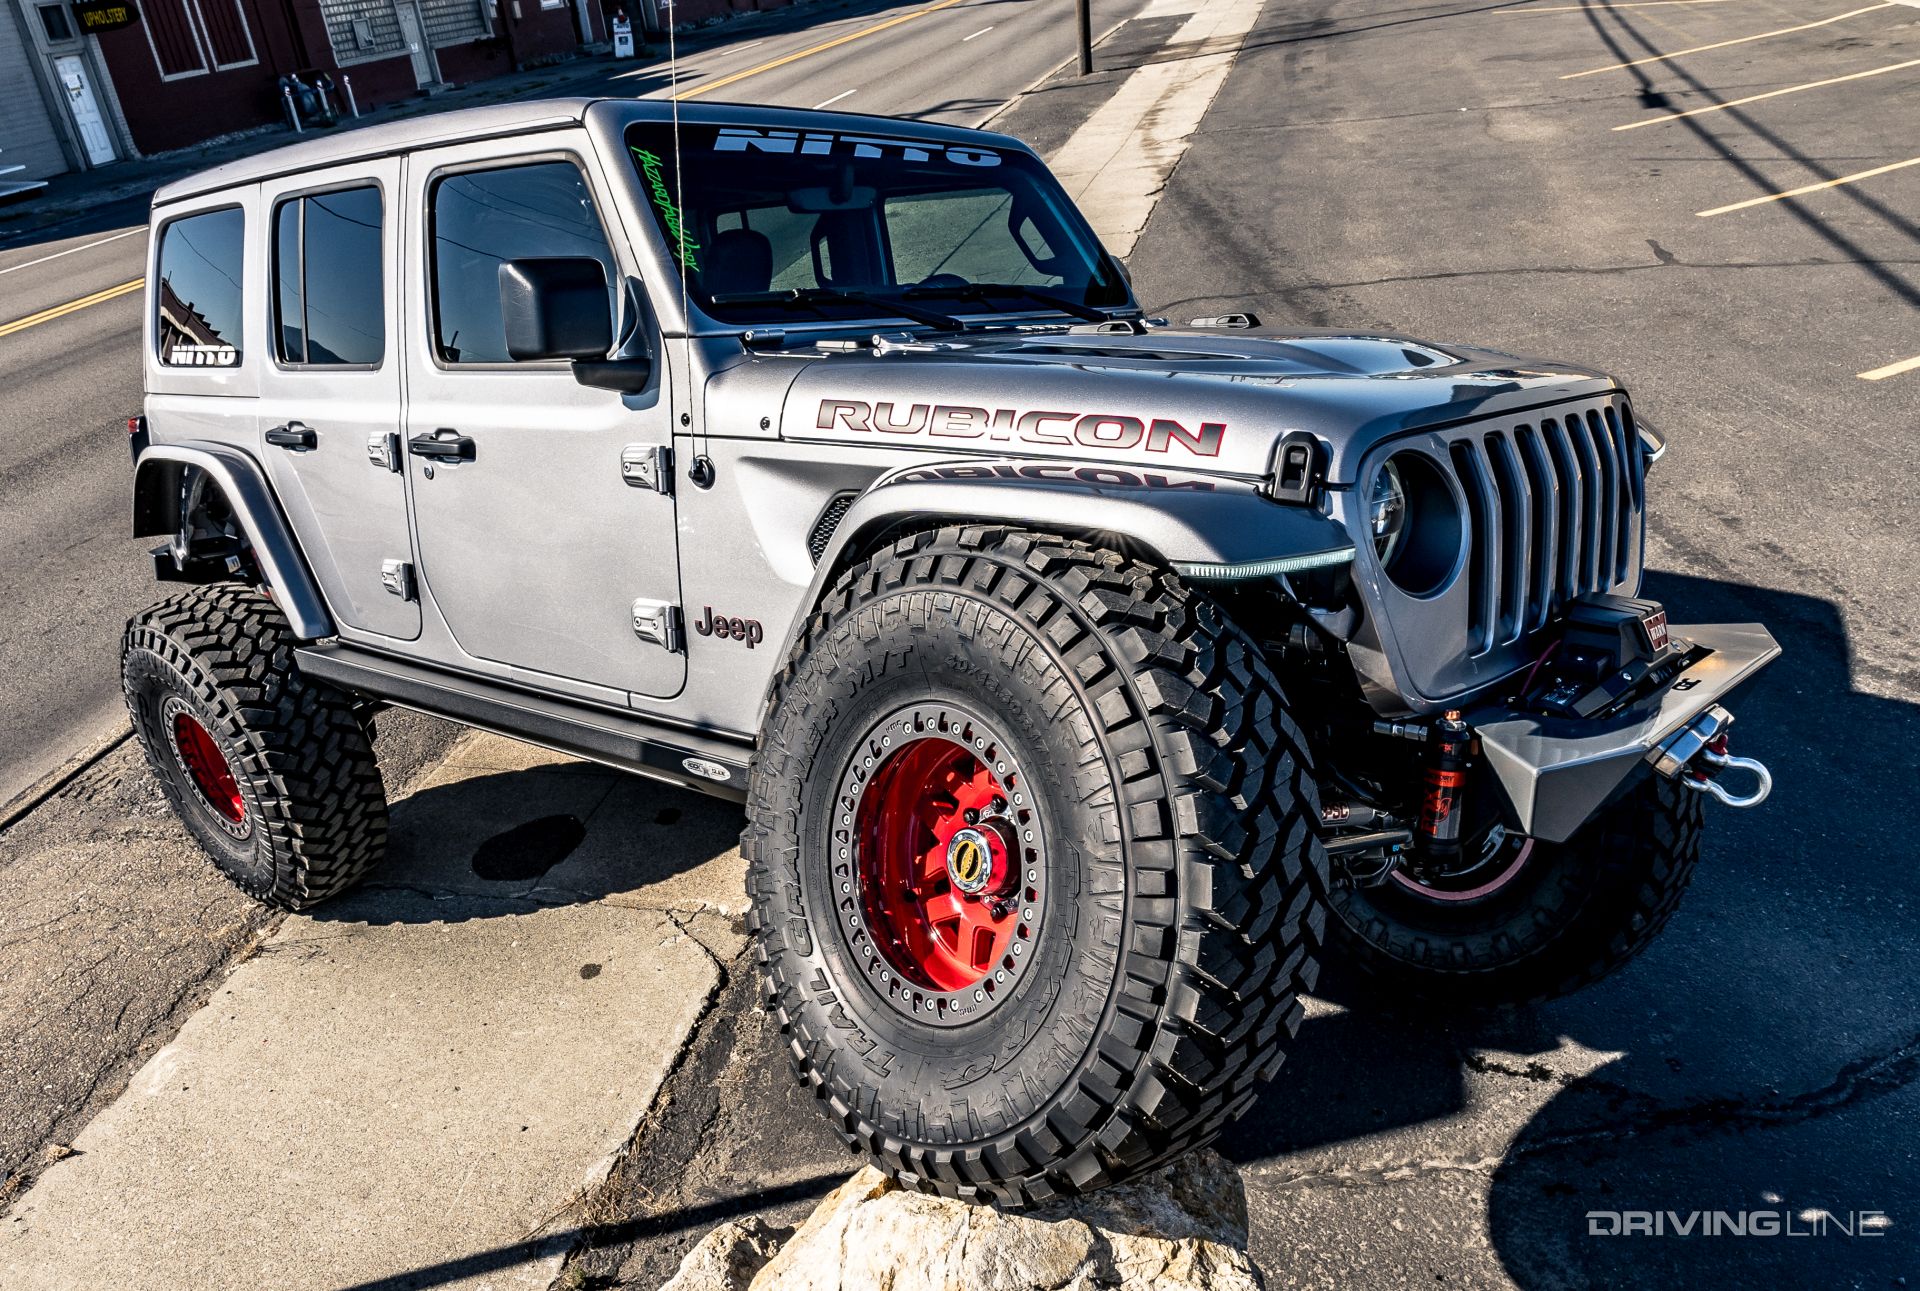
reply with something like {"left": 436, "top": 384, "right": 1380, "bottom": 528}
{"left": 95, "top": 0, "right": 611, "bottom": 154}
{"left": 94, "top": 0, "right": 309, "bottom": 153}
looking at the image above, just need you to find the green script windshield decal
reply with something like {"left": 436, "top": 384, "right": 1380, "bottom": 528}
{"left": 632, "top": 148, "right": 700, "bottom": 273}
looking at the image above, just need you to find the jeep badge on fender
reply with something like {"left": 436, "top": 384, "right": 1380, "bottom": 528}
{"left": 693, "top": 606, "right": 762, "bottom": 648}
{"left": 124, "top": 97, "right": 1779, "bottom": 1214}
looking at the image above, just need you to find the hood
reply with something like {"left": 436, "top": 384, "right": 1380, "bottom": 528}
{"left": 777, "top": 327, "right": 1620, "bottom": 485}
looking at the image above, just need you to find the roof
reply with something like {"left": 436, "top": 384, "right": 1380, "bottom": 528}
{"left": 151, "top": 99, "right": 1029, "bottom": 207}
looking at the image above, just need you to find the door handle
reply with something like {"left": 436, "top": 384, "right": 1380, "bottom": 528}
{"left": 408, "top": 430, "right": 476, "bottom": 463}
{"left": 265, "top": 422, "right": 317, "bottom": 450}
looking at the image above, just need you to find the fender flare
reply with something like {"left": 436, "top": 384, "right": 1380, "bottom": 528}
{"left": 132, "top": 442, "right": 336, "bottom": 640}
{"left": 780, "top": 455, "right": 1355, "bottom": 664}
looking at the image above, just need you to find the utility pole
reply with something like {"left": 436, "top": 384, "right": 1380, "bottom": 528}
{"left": 1076, "top": 0, "right": 1092, "bottom": 75}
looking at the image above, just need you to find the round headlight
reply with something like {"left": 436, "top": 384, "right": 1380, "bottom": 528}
{"left": 1368, "top": 460, "right": 1408, "bottom": 566}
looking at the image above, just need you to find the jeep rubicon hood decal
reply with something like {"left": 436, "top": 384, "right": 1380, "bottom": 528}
{"left": 780, "top": 328, "right": 1618, "bottom": 484}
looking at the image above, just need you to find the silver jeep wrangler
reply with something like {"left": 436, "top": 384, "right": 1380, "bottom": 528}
{"left": 125, "top": 98, "right": 1779, "bottom": 1205}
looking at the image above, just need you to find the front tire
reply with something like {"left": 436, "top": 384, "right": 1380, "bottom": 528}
{"left": 745, "top": 527, "right": 1328, "bottom": 1206}
{"left": 1323, "top": 775, "right": 1703, "bottom": 1009}
{"left": 122, "top": 583, "right": 388, "bottom": 910}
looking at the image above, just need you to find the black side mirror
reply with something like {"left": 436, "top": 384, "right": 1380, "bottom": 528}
{"left": 498, "top": 258, "right": 613, "bottom": 361}
{"left": 573, "top": 276, "right": 655, "bottom": 395}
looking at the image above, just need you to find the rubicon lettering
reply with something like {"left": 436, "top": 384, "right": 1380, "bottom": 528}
{"left": 815, "top": 399, "right": 1225, "bottom": 456}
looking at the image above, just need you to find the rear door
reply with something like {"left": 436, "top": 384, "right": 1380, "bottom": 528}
{"left": 255, "top": 159, "right": 419, "bottom": 641}
{"left": 400, "top": 136, "right": 684, "bottom": 699}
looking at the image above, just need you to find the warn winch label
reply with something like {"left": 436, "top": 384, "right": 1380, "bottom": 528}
{"left": 814, "top": 399, "right": 1225, "bottom": 457}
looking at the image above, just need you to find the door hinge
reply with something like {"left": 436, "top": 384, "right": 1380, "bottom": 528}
{"left": 621, "top": 443, "right": 673, "bottom": 494}
{"left": 381, "top": 559, "right": 416, "bottom": 601}
{"left": 630, "top": 598, "right": 682, "bottom": 653}
{"left": 366, "top": 431, "right": 402, "bottom": 472}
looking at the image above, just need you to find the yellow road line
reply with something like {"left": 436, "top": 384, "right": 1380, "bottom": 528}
{"left": 1859, "top": 353, "right": 1920, "bottom": 380}
{"left": 1615, "top": 56, "right": 1920, "bottom": 129}
{"left": 0, "top": 277, "right": 144, "bottom": 338}
{"left": 1508, "top": 0, "right": 1742, "bottom": 13}
{"left": 1564, "top": 2, "right": 1896, "bottom": 78}
{"left": 1696, "top": 152, "right": 1920, "bottom": 214}
{"left": 673, "top": 0, "right": 974, "bottom": 101}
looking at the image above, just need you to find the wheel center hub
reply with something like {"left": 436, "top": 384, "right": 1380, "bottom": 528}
{"left": 945, "top": 827, "right": 995, "bottom": 895}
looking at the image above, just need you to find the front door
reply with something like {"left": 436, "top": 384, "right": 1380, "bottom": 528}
{"left": 402, "top": 138, "right": 684, "bottom": 700}
{"left": 394, "top": 4, "right": 438, "bottom": 88}
{"left": 53, "top": 55, "right": 114, "bottom": 165}
{"left": 255, "top": 159, "right": 420, "bottom": 641}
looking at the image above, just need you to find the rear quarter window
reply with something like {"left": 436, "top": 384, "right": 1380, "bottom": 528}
{"left": 156, "top": 206, "right": 245, "bottom": 368}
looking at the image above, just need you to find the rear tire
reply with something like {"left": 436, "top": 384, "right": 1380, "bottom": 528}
{"left": 1324, "top": 775, "right": 1703, "bottom": 1009}
{"left": 745, "top": 527, "right": 1328, "bottom": 1206}
{"left": 122, "top": 583, "right": 388, "bottom": 910}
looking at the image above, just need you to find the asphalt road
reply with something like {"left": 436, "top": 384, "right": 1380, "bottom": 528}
{"left": 0, "top": 0, "right": 1149, "bottom": 815}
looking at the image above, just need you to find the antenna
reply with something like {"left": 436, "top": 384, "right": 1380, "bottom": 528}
{"left": 666, "top": 7, "right": 689, "bottom": 330}
{"left": 664, "top": 2, "right": 712, "bottom": 481}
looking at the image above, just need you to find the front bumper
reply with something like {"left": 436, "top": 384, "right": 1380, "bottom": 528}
{"left": 1467, "top": 622, "right": 1781, "bottom": 842}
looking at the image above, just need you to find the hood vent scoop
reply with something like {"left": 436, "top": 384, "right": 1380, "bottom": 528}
{"left": 1189, "top": 313, "right": 1262, "bottom": 330}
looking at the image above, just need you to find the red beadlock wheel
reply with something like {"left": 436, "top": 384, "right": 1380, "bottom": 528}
{"left": 857, "top": 735, "right": 1024, "bottom": 992}
{"left": 171, "top": 709, "right": 246, "bottom": 826}
{"left": 836, "top": 704, "right": 1046, "bottom": 1026}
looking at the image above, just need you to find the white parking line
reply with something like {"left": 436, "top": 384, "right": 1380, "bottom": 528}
{"left": 1858, "top": 353, "right": 1920, "bottom": 380}
{"left": 1562, "top": 2, "right": 1897, "bottom": 79}
{"left": 963, "top": 24, "right": 994, "bottom": 39}
{"left": 0, "top": 227, "right": 143, "bottom": 275}
{"left": 1696, "top": 152, "right": 1920, "bottom": 215}
{"left": 1614, "top": 57, "right": 1920, "bottom": 130}
{"left": 813, "top": 88, "right": 859, "bottom": 108}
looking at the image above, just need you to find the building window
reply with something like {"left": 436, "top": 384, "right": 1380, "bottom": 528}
{"left": 37, "top": 4, "right": 74, "bottom": 41}
{"left": 156, "top": 207, "right": 245, "bottom": 367}
{"left": 429, "top": 161, "right": 615, "bottom": 365}
{"left": 142, "top": 0, "right": 259, "bottom": 80}
{"left": 419, "top": 0, "right": 490, "bottom": 50}
{"left": 274, "top": 187, "right": 386, "bottom": 366}
{"left": 319, "top": 0, "right": 404, "bottom": 62}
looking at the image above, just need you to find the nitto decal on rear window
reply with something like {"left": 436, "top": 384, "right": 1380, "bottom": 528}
{"left": 631, "top": 147, "right": 700, "bottom": 272}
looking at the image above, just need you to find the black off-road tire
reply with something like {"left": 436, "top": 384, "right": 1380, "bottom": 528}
{"left": 122, "top": 582, "right": 388, "bottom": 910}
{"left": 744, "top": 526, "right": 1328, "bottom": 1206}
{"left": 1324, "top": 775, "right": 1703, "bottom": 1009}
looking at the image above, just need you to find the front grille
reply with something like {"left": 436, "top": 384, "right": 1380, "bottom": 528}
{"left": 1445, "top": 398, "right": 1643, "bottom": 656}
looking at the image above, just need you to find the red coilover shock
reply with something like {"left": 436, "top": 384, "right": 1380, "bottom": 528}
{"left": 1418, "top": 709, "right": 1472, "bottom": 860}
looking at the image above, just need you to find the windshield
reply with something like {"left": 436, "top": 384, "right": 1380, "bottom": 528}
{"left": 624, "top": 122, "right": 1130, "bottom": 327}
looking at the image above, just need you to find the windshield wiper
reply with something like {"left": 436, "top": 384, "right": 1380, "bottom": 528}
{"left": 902, "top": 282, "right": 1123, "bottom": 324}
{"left": 710, "top": 287, "right": 963, "bottom": 333}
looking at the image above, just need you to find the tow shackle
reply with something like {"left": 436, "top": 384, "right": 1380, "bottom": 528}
{"left": 1648, "top": 704, "right": 1773, "bottom": 810}
{"left": 1681, "top": 744, "right": 1773, "bottom": 809}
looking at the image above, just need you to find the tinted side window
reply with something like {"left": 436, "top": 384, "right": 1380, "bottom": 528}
{"left": 274, "top": 186, "right": 385, "bottom": 366}
{"left": 156, "top": 207, "right": 245, "bottom": 367}
{"left": 430, "top": 162, "right": 615, "bottom": 364}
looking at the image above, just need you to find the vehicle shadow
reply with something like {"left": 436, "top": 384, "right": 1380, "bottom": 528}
{"left": 1224, "top": 570, "right": 1920, "bottom": 1286}
{"left": 304, "top": 747, "right": 749, "bottom": 926}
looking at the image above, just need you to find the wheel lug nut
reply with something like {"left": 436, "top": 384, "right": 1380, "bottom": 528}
{"left": 963, "top": 809, "right": 979, "bottom": 824}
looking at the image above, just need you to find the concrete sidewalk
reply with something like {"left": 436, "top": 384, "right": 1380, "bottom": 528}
{"left": 1, "top": 733, "right": 749, "bottom": 1291}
